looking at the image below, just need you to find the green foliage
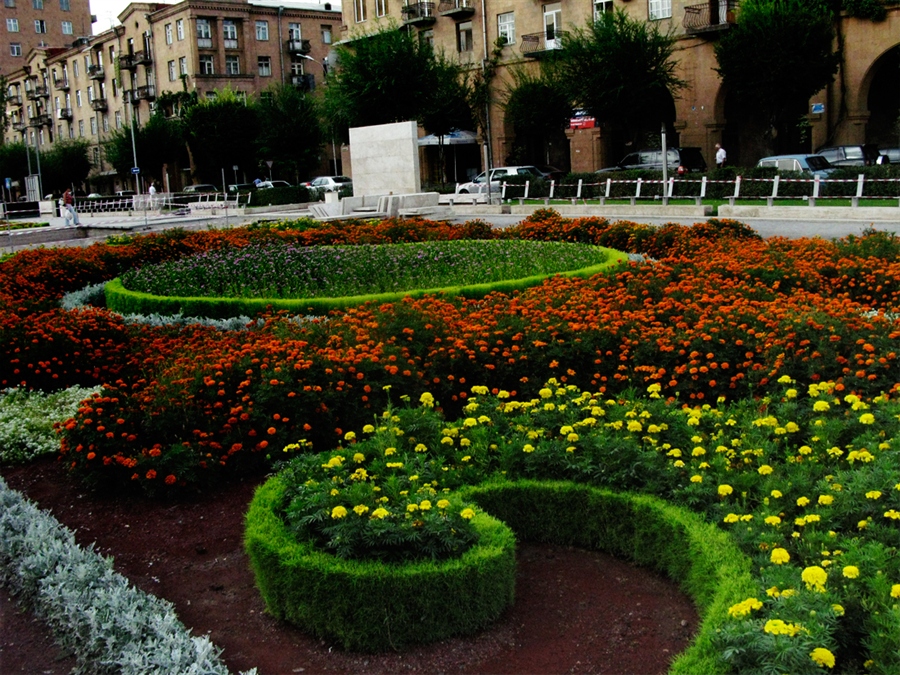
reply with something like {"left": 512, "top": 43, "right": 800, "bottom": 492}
{"left": 0, "top": 142, "right": 29, "bottom": 190}
{"left": 183, "top": 88, "right": 260, "bottom": 184}
{"left": 255, "top": 85, "right": 323, "bottom": 184}
{"left": 502, "top": 68, "right": 571, "bottom": 164}
{"left": 842, "top": 0, "right": 888, "bottom": 20}
{"left": 244, "top": 474, "right": 517, "bottom": 651}
{"left": 249, "top": 185, "right": 312, "bottom": 206}
{"left": 715, "top": 0, "right": 840, "bottom": 151}
{"left": 323, "top": 26, "right": 471, "bottom": 139}
{"left": 39, "top": 140, "right": 93, "bottom": 194}
{"left": 554, "top": 10, "right": 685, "bottom": 144}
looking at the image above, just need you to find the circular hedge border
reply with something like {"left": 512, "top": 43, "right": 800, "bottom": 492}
{"left": 245, "top": 475, "right": 754, "bottom": 668}
{"left": 244, "top": 475, "right": 517, "bottom": 651}
{"left": 104, "top": 247, "right": 628, "bottom": 319}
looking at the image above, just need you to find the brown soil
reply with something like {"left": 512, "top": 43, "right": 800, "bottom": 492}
{"left": 1, "top": 457, "right": 699, "bottom": 675}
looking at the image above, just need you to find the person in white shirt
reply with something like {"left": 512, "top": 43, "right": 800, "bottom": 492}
{"left": 715, "top": 143, "right": 726, "bottom": 168}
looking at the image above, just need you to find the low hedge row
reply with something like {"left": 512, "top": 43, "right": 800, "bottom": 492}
{"left": 104, "top": 249, "right": 627, "bottom": 319}
{"left": 244, "top": 475, "right": 517, "bottom": 651}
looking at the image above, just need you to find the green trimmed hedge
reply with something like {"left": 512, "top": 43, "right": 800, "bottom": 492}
{"left": 244, "top": 475, "right": 517, "bottom": 651}
{"left": 461, "top": 480, "right": 757, "bottom": 675}
{"left": 104, "top": 249, "right": 628, "bottom": 319}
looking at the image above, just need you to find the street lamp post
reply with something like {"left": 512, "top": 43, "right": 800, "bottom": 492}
{"left": 297, "top": 54, "right": 338, "bottom": 175}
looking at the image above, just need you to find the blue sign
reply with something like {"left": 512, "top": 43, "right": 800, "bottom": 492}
{"left": 131, "top": 167, "right": 141, "bottom": 174}
{"left": 811, "top": 103, "right": 825, "bottom": 114}
{"left": 4, "top": 177, "right": 10, "bottom": 190}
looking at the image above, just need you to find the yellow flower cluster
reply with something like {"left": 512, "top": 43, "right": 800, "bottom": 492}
{"left": 727, "top": 597, "right": 763, "bottom": 618}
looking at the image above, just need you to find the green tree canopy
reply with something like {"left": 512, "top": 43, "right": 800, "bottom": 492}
{"left": 502, "top": 67, "right": 571, "bottom": 164}
{"left": 40, "top": 139, "right": 92, "bottom": 194}
{"left": 554, "top": 10, "right": 685, "bottom": 145}
{"left": 715, "top": 0, "right": 840, "bottom": 153}
{"left": 256, "top": 84, "right": 324, "bottom": 183}
{"left": 323, "top": 26, "right": 472, "bottom": 139}
{"left": 183, "top": 88, "right": 260, "bottom": 184}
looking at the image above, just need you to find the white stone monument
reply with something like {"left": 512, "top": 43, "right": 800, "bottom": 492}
{"left": 348, "top": 120, "right": 421, "bottom": 196}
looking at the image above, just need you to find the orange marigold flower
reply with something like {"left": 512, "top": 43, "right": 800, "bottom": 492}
{"left": 267, "top": 427, "right": 277, "bottom": 435}
{"left": 164, "top": 474, "right": 177, "bottom": 485}
{"left": 146, "top": 469, "right": 157, "bottom": 480}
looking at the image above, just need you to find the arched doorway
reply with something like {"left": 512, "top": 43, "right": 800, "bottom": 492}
{"left": 864, "top": 45, "right": 900, "bottom": 149}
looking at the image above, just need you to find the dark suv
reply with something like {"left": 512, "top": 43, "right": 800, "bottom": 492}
{"left": 597, "top": 147, "right": 707, "bottom": 173}
{"left": 815, "top": 145, "right": 883, "bottom": 167}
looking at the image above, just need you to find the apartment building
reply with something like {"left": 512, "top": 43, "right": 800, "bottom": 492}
{"left": 0, "top": 0, "right": 93, "bottom": 76}
{"left": 3, "top": 0, "right": 341, "bottom": 193}
{"left": 341, "top": 0, "right": 900, "bottom": 173}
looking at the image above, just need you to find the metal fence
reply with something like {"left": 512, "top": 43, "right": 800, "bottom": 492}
{"left": 73, "top": 191, "right": 251, "bottom": 214}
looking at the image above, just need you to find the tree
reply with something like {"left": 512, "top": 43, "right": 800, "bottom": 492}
{"left": 256, "top": 84, "right": 324, "bottom": 183}
{"left": 715, "top": 0, "right": 840, "bottom": 154}
{"left": 322, "top": 26, "right": 471, "bottom": 138}
{"left": 40, "top": 140, "right": 92, "bottom": 194}
{"left": 502, "top": 67, "right": 572, "bottom": 166}
{"left": 183, "top": 88, "right": 260, "bottom": 184}
{"left": 554, "top": 10, "right": 685, "bottom": 147}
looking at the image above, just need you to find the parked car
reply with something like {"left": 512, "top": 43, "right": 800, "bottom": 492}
{"left": 882, "top": 148, "right": 900, "bottom": 163}
{"left": 755, "top": 154, "right": 836, "bottom": 177}
{"left": 596, "top": 147, "right": 707, "bottom": 173}
{"left": 114, "top": 190, "right": 136, "bottom": 197}
{"left": 303, "top": 176, "right": 353, "bottom": 193}
{"left": 227, "top": 182, "right": 256, "bottom": 194}
{"left": 256, "top": 180, "right": 292, "bottom": 189}
{"left": 814, "top": 145, "right": 885, "bottom": 167}
{"left": 183, "top": 184, "right": 218, "bottom": 193}
{"left": 535, "top": 165, "right": 566, "bottom": 182}
{"left": 455, "top": 166, "right": 543, "bottom": 194}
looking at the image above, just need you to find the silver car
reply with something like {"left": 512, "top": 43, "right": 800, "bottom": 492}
{"left": 455, "top": 166, "right": 542, "bottom": 194}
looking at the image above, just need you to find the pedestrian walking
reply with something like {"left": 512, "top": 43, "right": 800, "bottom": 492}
{"left": 715, "top": 143, "right": 727, "bottom": 169}
{"left": 62, "top": 188, "right": 80, "bottom": 226}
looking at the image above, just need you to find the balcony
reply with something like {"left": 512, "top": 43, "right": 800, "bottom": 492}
{"left": 287, "top": 38, "right": 311, "bottom": 54}
{"left": 90, "top": 98, "right": 108, "bottom": 112}
{"left": 197, "top": 36, "right": 213, "bottom": 48}
{"left": 684, "top": 0, "right": 738, "bottom": 34}
{"left": 53, "top": 77, "right": 70, "bottom": 90}
{"left": 118, "top": 53, "right": 137, "bottom": 70}
{"left": 88, "top": 65, "right": 105, "bottom": 80}
{"left": 12, "top": 120, "right": 27, "bottom": 132}
{"left": 438, "top": 0, "right": 475, "bottom": 18}
{"left": 520, "top": 30, "right": 567, "bottom": 57}
{"left": 29, "top": 113, "right": 52, "bottom": 127}
{"left": 133, "top": 50, "right": 153, "bottom": 66}
{"left": 401, "top": 2, "right": 436, "bottom": 27}
{"left": 7, "top": 94, "right": 23, "bottom": 106}
{"left": 291, "top": 73, "right": 315, "bottom": 91}
{"left": 133, "top": 85, "right": 156, "bottom": 102}
{"left": 26, "top": 85, "right": 49, "bottom": 100}
{"left": 56, "top": 107, "right": 73, "bottom": 121}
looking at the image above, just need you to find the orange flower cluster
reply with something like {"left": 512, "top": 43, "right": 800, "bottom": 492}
{"left": 4, "top": 214, "right": 899, "bottom": 493}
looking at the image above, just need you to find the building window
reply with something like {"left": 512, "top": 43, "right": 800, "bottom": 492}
{"left": 35, "top": 20, "right": 47, "bottom": 33}
{"left": 102, "top": 114, "right": 108, "bottom": 132}
{"left": 61, "top": 21, "right": 72, "bottom": 34}
{"left": 165, "top": 23, "right": 172, "bottom": 43}
{"left": 87, "top": 86, "right": 93, "bottom": 101}
{"left": 75, "top": 89, "right": 82, "bottom": 106}
{"left": 255, "top": 20, "right": 268, "bottom": 40}
{"left": 206, "top": 91, "right": 217, "bottom": 100}
{"left": 32, "top": 0, "right": 42, "bottom": 8}
{"left": 5, "top": 0, "right": 15, "bottom": 7}
{"left": 223, "top": 19, "right": 238, "bottom": 48}
{"left": 176, "top": 19, "right": 184, "bottom": 40}
{"left": 290, "top": 60, "right": 304, "bottom": 76}
{"left": 72, "top": 60, "right": 78, "bottom": 77}
{"left": 288, "top": 23, "right": 301, "bottom": 40}
{"left": 59, "top": 0, "right": 68, "bottom": 9}
{"left": 115, "top": 110, "right": 122, "bottom": 128}
{"left": 10, "top": 42, "right": 22, "bottom": 56}
{"left": 354, "top": 0, "right": 366, "bottom": 23}
{"left": 196, "top": 18, "right": 211, "bottom": 48}
{"left": 78, "top": 119, "right": 84, "bottom": 137}
{"left": 457, "top": 20, "right": 473, "bottom": 52}
{"left": 497, "top": 12, "right": 514, "bottom": 45}
{"left": 258, "top": 56, "right": 271, "bottom": 76}
{"left": 420, "top": 29, "right": 433, "bottom": 48}
{"left": 179, "top": 56, "right": 187, "bottom": 75}
{"left": 648, "top": 0, "right": 672, "bottom": 20}
{"left": 168, "top": 59, "right": 176, "bottom": 80}
{"left": 593, "top": 0, "right": 613, "bottom": 19}
{"left": 322, "top": 24, "right": 332, "bottom": 44}
{"left": 225, "top": 55, "right": 240, "bottom": 75}
{"left": 90, "top": 117, "right": 97, "bottom": 134}
{"left": 199, "top": 55, "right": 214, "bottom": 74}
{"left": 92, "top": 146, "right": 100, "bottom": 164}
{"left": 7, "top": 18, "right": 19, "bottom": 32}
{"left": 375, "top": 0, "right": 386, "bottom": 17}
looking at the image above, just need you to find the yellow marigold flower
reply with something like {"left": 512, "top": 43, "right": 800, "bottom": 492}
{"left": 668, "top": 448, "right": 683, "bottom": 458}
{"left": 386, "top": 462, "right": 404, "bottom": 468}
{"left": 798, "top": 445, "right": 813, "bottom": 455}
{"left": 859, "top": 413, "right": 875, "bottom": 425}
{"left": 884, "top": 510, "right": 900, "bottom": 520}
{"left": 727, "top": 598, "right": 763, "bottom": 618}
{"left": 858, "top": 519, "right": 869, "bottom": 529}
{"left": 796, "top": 517, "right": 808, "bottom": 527}
{"left": 765, "top": 516, "right": 782, "bottom": 526}
{"left": 384, "top": 447, "right": 396, "bottom": 456}
{"left": 414, "top": 443, "right": 428, "bottom": 453}
{"left": 842, "top": 566, "right": 859, "bottom": 579}
{"left": 463, "top": 417, "right": 477, "bottom": 428}
{"left": 805, "top": 514, "right": 821, "bottom": 523}
{"left": 757, "top": 464, "right": 773, "bottom": 475}
{"left": 778, "top": 375, "right": 794, "bottom": 384}
{"left": 673, "top": 460, "right": 685, "bottom": 468}
{"left": 325, "top": 455, "right": 344, "bottom": 468}
{"left": 420, "top": 392, "right": 435, "bottom": 408}
{"left": 460, "top": 507, "right": 475, "bottom": 519}
{"left": 362, "top": 425, "right": 375, "bottom": 434}
{"left": 718, "top": 484, "right": 734, "bottom": 497}
{"left": 567, "top": 433, "right": 580, "bottom": 442}
{"left": 566, "top": 446, "right": 576, "bottom": 453}
{"left": 813, "top": 401, "right": 830, "bottom": 412}
{"left": 461, "top": 455, "right": 471, "bottom": 462}
{"left": 539, "top": 388, "right": 552, "bottom": 399}
{"left": 441, "top": 437, "right": 454, "bottom": 446}
{"left": 692, "top": 446, "right": 706, "bottom": 456}
{"left": 832, "top": 604, "right": 844, "bottom": 616}
{"left": 371, "top": 507, "right": 389, "bottom": 519}
{"left": 353, "top": 504, "right": 369, "bottom": 516}
{"left": 740, "top": 514, "right": 753, "bottom": 522}
{"left": 810, "top": 648, "right": 835, "bottom": 669}
{"left": 866, "top": 490, "right": 882, "bottom": 500}
{"left": 331, "top": 506, "right": 348, "bottom": 519}
{"left": 785, "top": 422, "right": 800, "bottom": 433}
{"left": 766, "top": 586, "right": 781, "bottom": 597}
{"left": 802, "top": 566, "right": 828, "bottom": 592}
{"left": 406, "top": 503, "right": 419, "bottom": 512}
{"left": 764, "top": 619, "right": 803, "bottom": 636}
{"left": 890, "top": 584, "right": 900, "bottom": 599}
{"left": 497, "top": 390, "right": 510, "bottom": 399}
{"left": 419, "top": 500, "right": 432, "bottom": 511}
{"left": 690, "top": 475, "right": 703, "bottom": 483}
{"left": 353, "top": 453, "right": 366, "bottom": 463}
{"left": 523, "top": 444, "right": 535, "bottom": 453}
{"left": 470, "top": 385, "right": 489, "bottom": 396}
{"left": 771, "top": 489, "right": 783, "bottom": 498}
{"left": 330, "top": 488, "right": 339, "bottom": 496}
{"left": 771, "top": 548, "right": 791, "bottom": 564}
{"left": 627, "top": 420, "right": 642, "bottom": 432}
{"left": 818, "top": 495, "right": 834, "bottom": 506}
{"left": 786, "top": 388, "right": 798, "bottom": 399}
{"left": 723, "top": 513, "right": 740, "bottom": 523}
{"left": 797, "top": 496, "right": 810, "bottom": 507}
{"left": 437, "top": 499, "right": 449, "bottom": 509}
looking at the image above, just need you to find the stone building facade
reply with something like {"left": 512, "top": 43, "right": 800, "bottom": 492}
{"left": 0, "top": 0, "right": 93, "bottom": 77}
{"left": 3, "top": 0, "right": 341, "bottom": 193}
{"left": 339, "top": 0, "right": 900, "bottom": 176}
